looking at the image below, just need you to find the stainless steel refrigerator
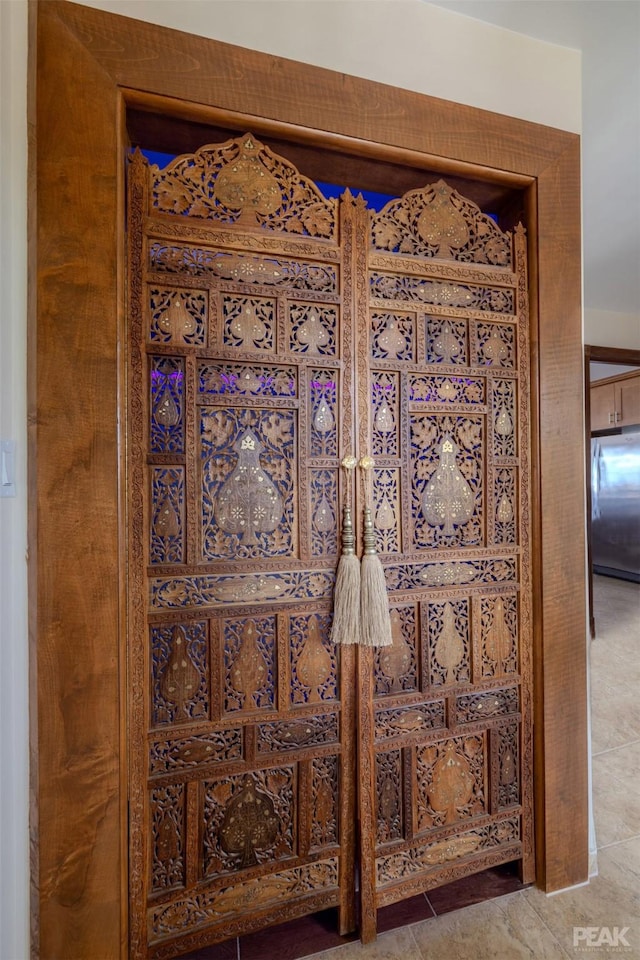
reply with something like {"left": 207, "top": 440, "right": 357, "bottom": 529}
{"left": 591, "top": 431, "right": 640, "bottom": 582}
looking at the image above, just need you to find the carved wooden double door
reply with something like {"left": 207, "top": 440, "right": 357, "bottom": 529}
{"left": 126, "top": 135, "right": 533, "bottom": 958}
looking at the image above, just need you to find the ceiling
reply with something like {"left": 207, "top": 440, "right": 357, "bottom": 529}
{"left": 428, "top": 1, "right": 640, "bottom": 318}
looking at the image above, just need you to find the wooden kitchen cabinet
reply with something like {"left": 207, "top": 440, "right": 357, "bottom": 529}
{"left": 591, "top": 371, "right": 640, "bottom": 431}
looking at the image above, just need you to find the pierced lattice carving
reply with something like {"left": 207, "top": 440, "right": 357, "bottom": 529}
{"left": 310, "top": 469, "right": 338, "bottom": 557}
{"left": 427, "top": 598, "right": 471, "bottom": 687}
{"left": 290, "top": 613, "right": 337, "bottom": 705}
{"left": 371, "top": 180, "right": 511, "bottom": 267}
{"left": 151, "top": 134, "right": 337, "bottom": 238}
{"left": 199, "top": 361, "right": 297, "bottom": 398}
{"left": 455, "top": 687, "right": 519, "bottom": 725}
{"left": 149, "top": 729, "right": 243, "bottom": 776}
{"left": 497, "top": 724, "right": 520, "bottom": 809}
{"left": 376, "top": 751, "right": 404, "bottom": 844}
{"left": 477, "top": 322, "right": 515, "bottom": 368}
{"left": 150, "top": 357, "right": 184, "bottom": 454}
{"left": 257, "top": 713, "right": 339, "bottom": 754}
{"left": 289, "top": 303, "right": 337, "bottom": 356}
{"left": 371, "top": 312, "right": 416, "bottom": 361}
{"left": 373, "top": 469, "right": 401, "bottom": 555}
{"left": 371, "top": 272, "right": 514, "bottom": 313}
{"left": 372, "top": 373, "right": 399, "bottom": 458}
{"left": 374, "top": 701, "right": 446, "bottom": 741}
{"left": 493, "top": 380, "right": 517, "bottom": 458}
{"left": 224, "top": 616, "right": 276, "bottom": 713}
{"left": 149, "top": 288, "right": 206, "bottom": 345}
{"left": 201, "top": 408, "right": 295, "bottom": 560}
{"left": 412, "top": 417, "right": 483, "bottom": 548}
{"left": 151, "top": 859, "right": 339, "bottom": 938}
{"left": 309, "top": 370, "right": 338, "bottom": 457}
{"left": 223, "top": 295, "right": 276, "bottom": 351}
{"left": 150, "top": 243, "right": 339, "bottom": 292}
{"left": 215, "top": 429, "right": 284, "bottom": 545}
{"left": 416, "top": 736, "right": 486, "bottom": 830}
{"left": 375, "top": 817, "right": 520, "bottom": 885}
{"left": 481, "top": 595, "right": 519, "bottom": 677}
{"left": 495, "top": 468, "right": 517, "bottom": 544}
{"left": 202, "top": 768, "right": 294, "bottom": 876}
{"left": 410, "top": 374, "right": 484, "bottom": 405}
{"left": 151, "top": 622, "right": 209, "bottom": 726}
{"left": 311, "top": 755, "right": 339, "bottom": 849}
{"left": 151, "top": 784, "right": 185, "bottom": 892}
{"left": 375, "top": 607, "right": 417, "bottom": 696}
{"left": 426, "top": 317, "right": 468, "bottom": 365}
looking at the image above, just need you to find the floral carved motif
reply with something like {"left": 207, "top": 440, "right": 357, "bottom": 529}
{"left": 151, "top": 134, "right": 337, "bottom": 238}
{"left": 371, "top": 180, "right": 512, "bottom": 267}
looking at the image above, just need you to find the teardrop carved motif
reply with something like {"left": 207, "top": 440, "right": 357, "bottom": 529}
{"left": 376, "top": 496, "right": 396, "bottom": 532}
{"left": 296, "top": 616, "right": 332, "bottom": 703}
{"left": 314, "top": 494, "right": 335, "bottom": 534}
{"left": 495, "top": 406, "right": 513, "bottom": 437}
{"left": 156, "top": 496, "right": 180, "bottom": 538}
{"left": 433, "top": 321, "right": 462, "bottom": 363}
{"left": 160, "top": 626, "right": 199, "bottom": 715}
{"left": 429, "top": 741, "right": 474, "bottom": 824}
{"left": 484, "top": 598, "right": 512, "bottom": 669}
{"left": 230, "top": 303, "right": 268, "bottom": 350}
{"left": 229, "top": 620, "right": 268, "bottom": 709}
{"left": 377, "top": 320, "right": 406, "bottom": 359}
{"left": 380, "top": 775, "right": 400, "bottom": 824}
{"left": 157, "top": 813, "right": 179, "bottom": 862}
{"left": 434, "top": 602, "right": 465, "bottom": 685}
{"left": 501, "top": 749, "right": 516, "bottom": 786}
{"left": 497, "top": 495, "right": 514, "bottom": 524}
{"left": 422, "top": 435, "right": 474, "bottom": 536}
{"left": 219, "top": 776, "right": 279, "bottom": 869}
{"left": 215, "top": 429, "right": 283, "bottom": 545}
{"left": 417, "top": 183, "right": 470, "bottom": 257}
{"left": 297, "top": 308, "right": 330, "bottom": 353}
{"left": 374, "top": 399, "right": 395, "bottom": 434}
{"left": 159, "top": 294, "right": 198, "bottom": 341}
{"left": 482, "top": 327, "right": 508, "bottom": 364}
{"left": 214, "top": 140, "right": 281, "bottom": 222}
{"left": 379, "top": 610, "right": 412, "bottom": 693}
{"left": 155, "top": 380, "right": 179, "bottom": 427}
{"left": 313, "top": 400, "right": 334, "bottom": 435}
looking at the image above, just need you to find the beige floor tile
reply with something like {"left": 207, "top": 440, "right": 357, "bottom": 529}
{"left": 409, "top": 891, "right": 568, "bottom": 959}
{"left": 307, "top": 925, "right": 423, "bottom": 960}
{"left": 592, "top": 741, "right": 640, "bottom": 847}
{"left": 590, "top": 677, "right": 640, "bottom": 754}
{"left": 524, "top": 836, "right": 640, "bottom": 957}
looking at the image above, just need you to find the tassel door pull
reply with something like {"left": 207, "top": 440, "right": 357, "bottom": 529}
{"left": 358, "top": 456, "right": 393, "bottom": 647}
{"left": 329, "top": 456, "right": 361, "bottom": 646}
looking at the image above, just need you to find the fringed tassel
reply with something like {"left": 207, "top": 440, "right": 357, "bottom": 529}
{"left": 359, "top": 458, "right": 393, "bottom": 647}
{"left": 330, "top": 458, "right": 361, "bottom": 645}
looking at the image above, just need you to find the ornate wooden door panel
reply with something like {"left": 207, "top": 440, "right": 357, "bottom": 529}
{"left": 355, "top": 185, "right": 533, "bottom": 937}
{"left": 126, "top": 136, "right": 357, "bottom": 959}
{"left": 127, "top": 137, "right": 534, "bottom": 954}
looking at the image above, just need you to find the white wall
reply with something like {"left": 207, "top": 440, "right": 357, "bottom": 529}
{"left": 0, "top": 2, "right": 29, "bottom": 959}
{"left": 585, "top": 308, "right": 640, "bottom": 351}
{"left": 1, "top": 3, "right": 583, "bottom": 958}
{"left": 75, "top": 0, "right": 582, "bottom": 133}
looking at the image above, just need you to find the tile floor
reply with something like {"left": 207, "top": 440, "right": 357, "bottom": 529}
{"left": 181, "top": 574, "right": 640, "bottom": 960}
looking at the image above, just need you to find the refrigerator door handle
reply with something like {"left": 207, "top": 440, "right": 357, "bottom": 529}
{"left": 591, "top": 440, "right": 602, "bottom": 520}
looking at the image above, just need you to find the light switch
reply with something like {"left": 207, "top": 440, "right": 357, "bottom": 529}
{"left": 0, "top": 440, "right": 16, "bottom": 497}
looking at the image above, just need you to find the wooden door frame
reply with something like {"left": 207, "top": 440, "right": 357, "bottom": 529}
{"left": 29, "top": 2, "right": 588, "bottom": 956}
